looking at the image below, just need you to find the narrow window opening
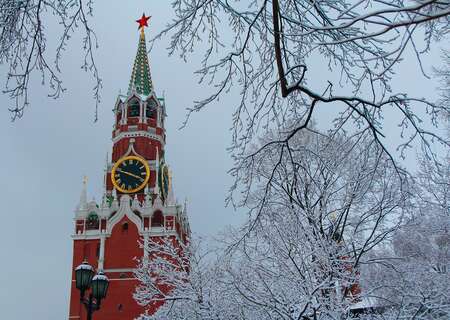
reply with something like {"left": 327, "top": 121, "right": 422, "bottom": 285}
{"left": 116, "top": 111, "right": 122, "bottom": 126}
{"left": 152, "top": 211, "right": 164, "bottom": 227}
{"left": 86, "top": 213, "right": 99, "bottom": 230}
{"left": 122, "top": 222, "right": 129, "bottom": 234}
{"left": 146, "top": 98, "right": 157, "bottom": 119}
{"left": 128, "top": 99, "right": 140, "bottom": 117}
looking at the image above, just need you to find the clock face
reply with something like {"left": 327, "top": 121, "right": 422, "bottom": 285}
{"left": 111, "top": 156, "right": 150, "bottom": 193}
{"left": 158, "top": 163, "right": 170, "bottom": 201}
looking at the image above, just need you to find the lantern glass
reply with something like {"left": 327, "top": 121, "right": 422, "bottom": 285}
{"left": 75, "top": 261, "right": 95, "bottom": 292}
{"left": 91, "top": 272, "right": 109, "bottom": 301}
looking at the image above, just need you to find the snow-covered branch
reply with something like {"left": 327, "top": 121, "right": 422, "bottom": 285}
{"left": 0, "top": 0, "right": 101, "bottom": 120}
{"left": 152, "top": 0, "right": 449, "bottom": 213}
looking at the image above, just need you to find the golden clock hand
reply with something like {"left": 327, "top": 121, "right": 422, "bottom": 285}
{"left": 116, "top": 168, "right": 145, "bottom": 181}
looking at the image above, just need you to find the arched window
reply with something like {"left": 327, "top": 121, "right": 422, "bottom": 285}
{"left": 151, "top": 211, "right": 164, "bottom": 227}
{"left": 146, "top": 98, "right": 157, "bottom": 119}
{"left": 86, "top": 213, "right": 99, "bottom": 230}
{"left": 128, "top": 99, "right": 140, "bottom": 117}
{"left": 116, "top": 108, "right": 122, "bottom": 125}
{"left": 122, "top": 222, "right": 129, "bottom": 234}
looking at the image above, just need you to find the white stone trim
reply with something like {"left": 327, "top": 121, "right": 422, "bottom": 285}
{"left": 106, "top": 195, "right": 143, "bottom": 234}
{"left": 71, "top": 277, "right": 137, "bottom": 281}
{"left": 72, "top": 232, "right": 106, "bottom": 240}
{"left": 143, "top": 229, "right": 179, "bottom": 239}
{"left": 143, "top": 236, "right": 149, "bottom": 263}
{"left": 85, "top": 229, "right": 100, "bottom": 236}
{"left": 140, "top": 100, "right": 145, "bottom": 123}
{"left": 98, "top": 236, "right": 106, "bottom": 270}
{"left": 112, "top": 130, "right": 164, "bottom": 145}
{"left": 125, "top": 93, "right": 141, "bottom": 105}
{"left": 74, "top": 208, "right": 89, "bottom": 219}
{"left": 103, "top": 268, "right": 136, "bottom": 273}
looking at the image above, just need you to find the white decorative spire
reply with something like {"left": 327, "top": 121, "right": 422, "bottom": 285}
{"left": 153, "top": 194, "right": 163, "bottom": 210}
{"left": 132, "top": 194, "right": 141, "bottom": 210}
{"left": 78, "top": 176, "right": 88, "bottom": 210}
{"left": 111, "top": 197, "right": 119, "bottom": 212}
{"left": 101, "top": 152, "right": 108, "bottom": 205}
{"left": 101, "top": 193, "right": 108, "bottom": 209}
{"left": 111, "top": 187, "right": 119, "bottom": 211}
{"left": 167, "top": 170, "right": 175, "bottom": 205}
{"left": 119, "top": 194, "right": 132, "bottom": 210}
{"left": 184, "top": 197, "right": 188, "bottom": 212}
{"left": 144, "top": 185, "right": 152, "bottom": 207}
{"left": 153, "top": 150, "right": 164, "bottom": 210}
{"left": 154, "top": 148, "right": 160, "bottom": 195}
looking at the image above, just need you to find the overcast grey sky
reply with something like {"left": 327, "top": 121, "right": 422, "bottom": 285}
{"left": 0, "top": 2, "right": 246, "bottom": 319}
{"left": 0, "top": 1, "right": 445, "bottom": 319}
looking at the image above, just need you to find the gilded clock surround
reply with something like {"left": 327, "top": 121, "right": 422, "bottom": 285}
{"left": 111, "top": 155, "right": 150, "bottom": 193}
{"left": 158, "top": 163, "right": 171, "bottom": 201}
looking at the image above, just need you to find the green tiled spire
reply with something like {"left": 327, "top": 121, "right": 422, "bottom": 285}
{"left": 128, "top": 29, "right": 153, "bottom": 96}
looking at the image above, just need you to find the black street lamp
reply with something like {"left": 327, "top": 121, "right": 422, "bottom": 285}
{"left": 75, "top": 261, "right": 110, "bottom": 320}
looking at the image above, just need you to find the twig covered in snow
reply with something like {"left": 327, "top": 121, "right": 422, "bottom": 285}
{"left": 0, "top": 0, "right": 101, "bottom": 120}
{"left": 152, "top": 0, "right": 449, "bottom": 216}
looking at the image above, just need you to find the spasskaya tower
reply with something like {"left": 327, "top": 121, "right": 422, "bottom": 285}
{"left": 68, "top": 15, "right": 190, "bottom": 320}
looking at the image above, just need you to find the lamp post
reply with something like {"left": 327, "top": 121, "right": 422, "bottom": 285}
{"left": 75, "top": 261, "right": 110, "bottom": 320}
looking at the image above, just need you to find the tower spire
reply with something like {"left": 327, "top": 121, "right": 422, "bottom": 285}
{"left": 128, "top": 14, "right": 153, "bottom": 96}
{"left": 77, "top": 176, "right": 88, "bottom": 210}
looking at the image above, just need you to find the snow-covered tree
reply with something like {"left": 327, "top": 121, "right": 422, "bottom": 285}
{"left": 134, "top": 236, "right": 239, "bottom": 319}
{"left": 135, "top": 128, "right": 411, "bottom": 319}
{"left": 435, "top": 50, "right": 450, "bottom": 119}
{"left": 0, "top": 0, "right": 100, "bottom": 120}
{"left": 364, "top": 213, "right": 450, "bottom": 319}
{"left": 363, "top": 148, "right": 450, "bottom": 319}
{"left": 216, "top": 128, "right": 410, "bottom": 319}
{"left": 153, "top": 0, "right": 450, "bottom": 214}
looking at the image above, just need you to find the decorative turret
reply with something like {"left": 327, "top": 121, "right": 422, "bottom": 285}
{"left": 166, "top": 170, "right": 176, "bottom": 205}
{"left": 128, "top": 14, "right": 153, "bottom": 96}
{"left": 77, "top": 176, "right": 88, "bottom": 211}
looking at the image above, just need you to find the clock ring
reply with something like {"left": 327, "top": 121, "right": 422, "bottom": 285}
{"left": 111, "top": 155, "right": 150, "bottom": 194}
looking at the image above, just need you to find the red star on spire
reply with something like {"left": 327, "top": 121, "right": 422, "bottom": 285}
{"left": 136, "top": 14, "right": 151, "bottom": 30}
